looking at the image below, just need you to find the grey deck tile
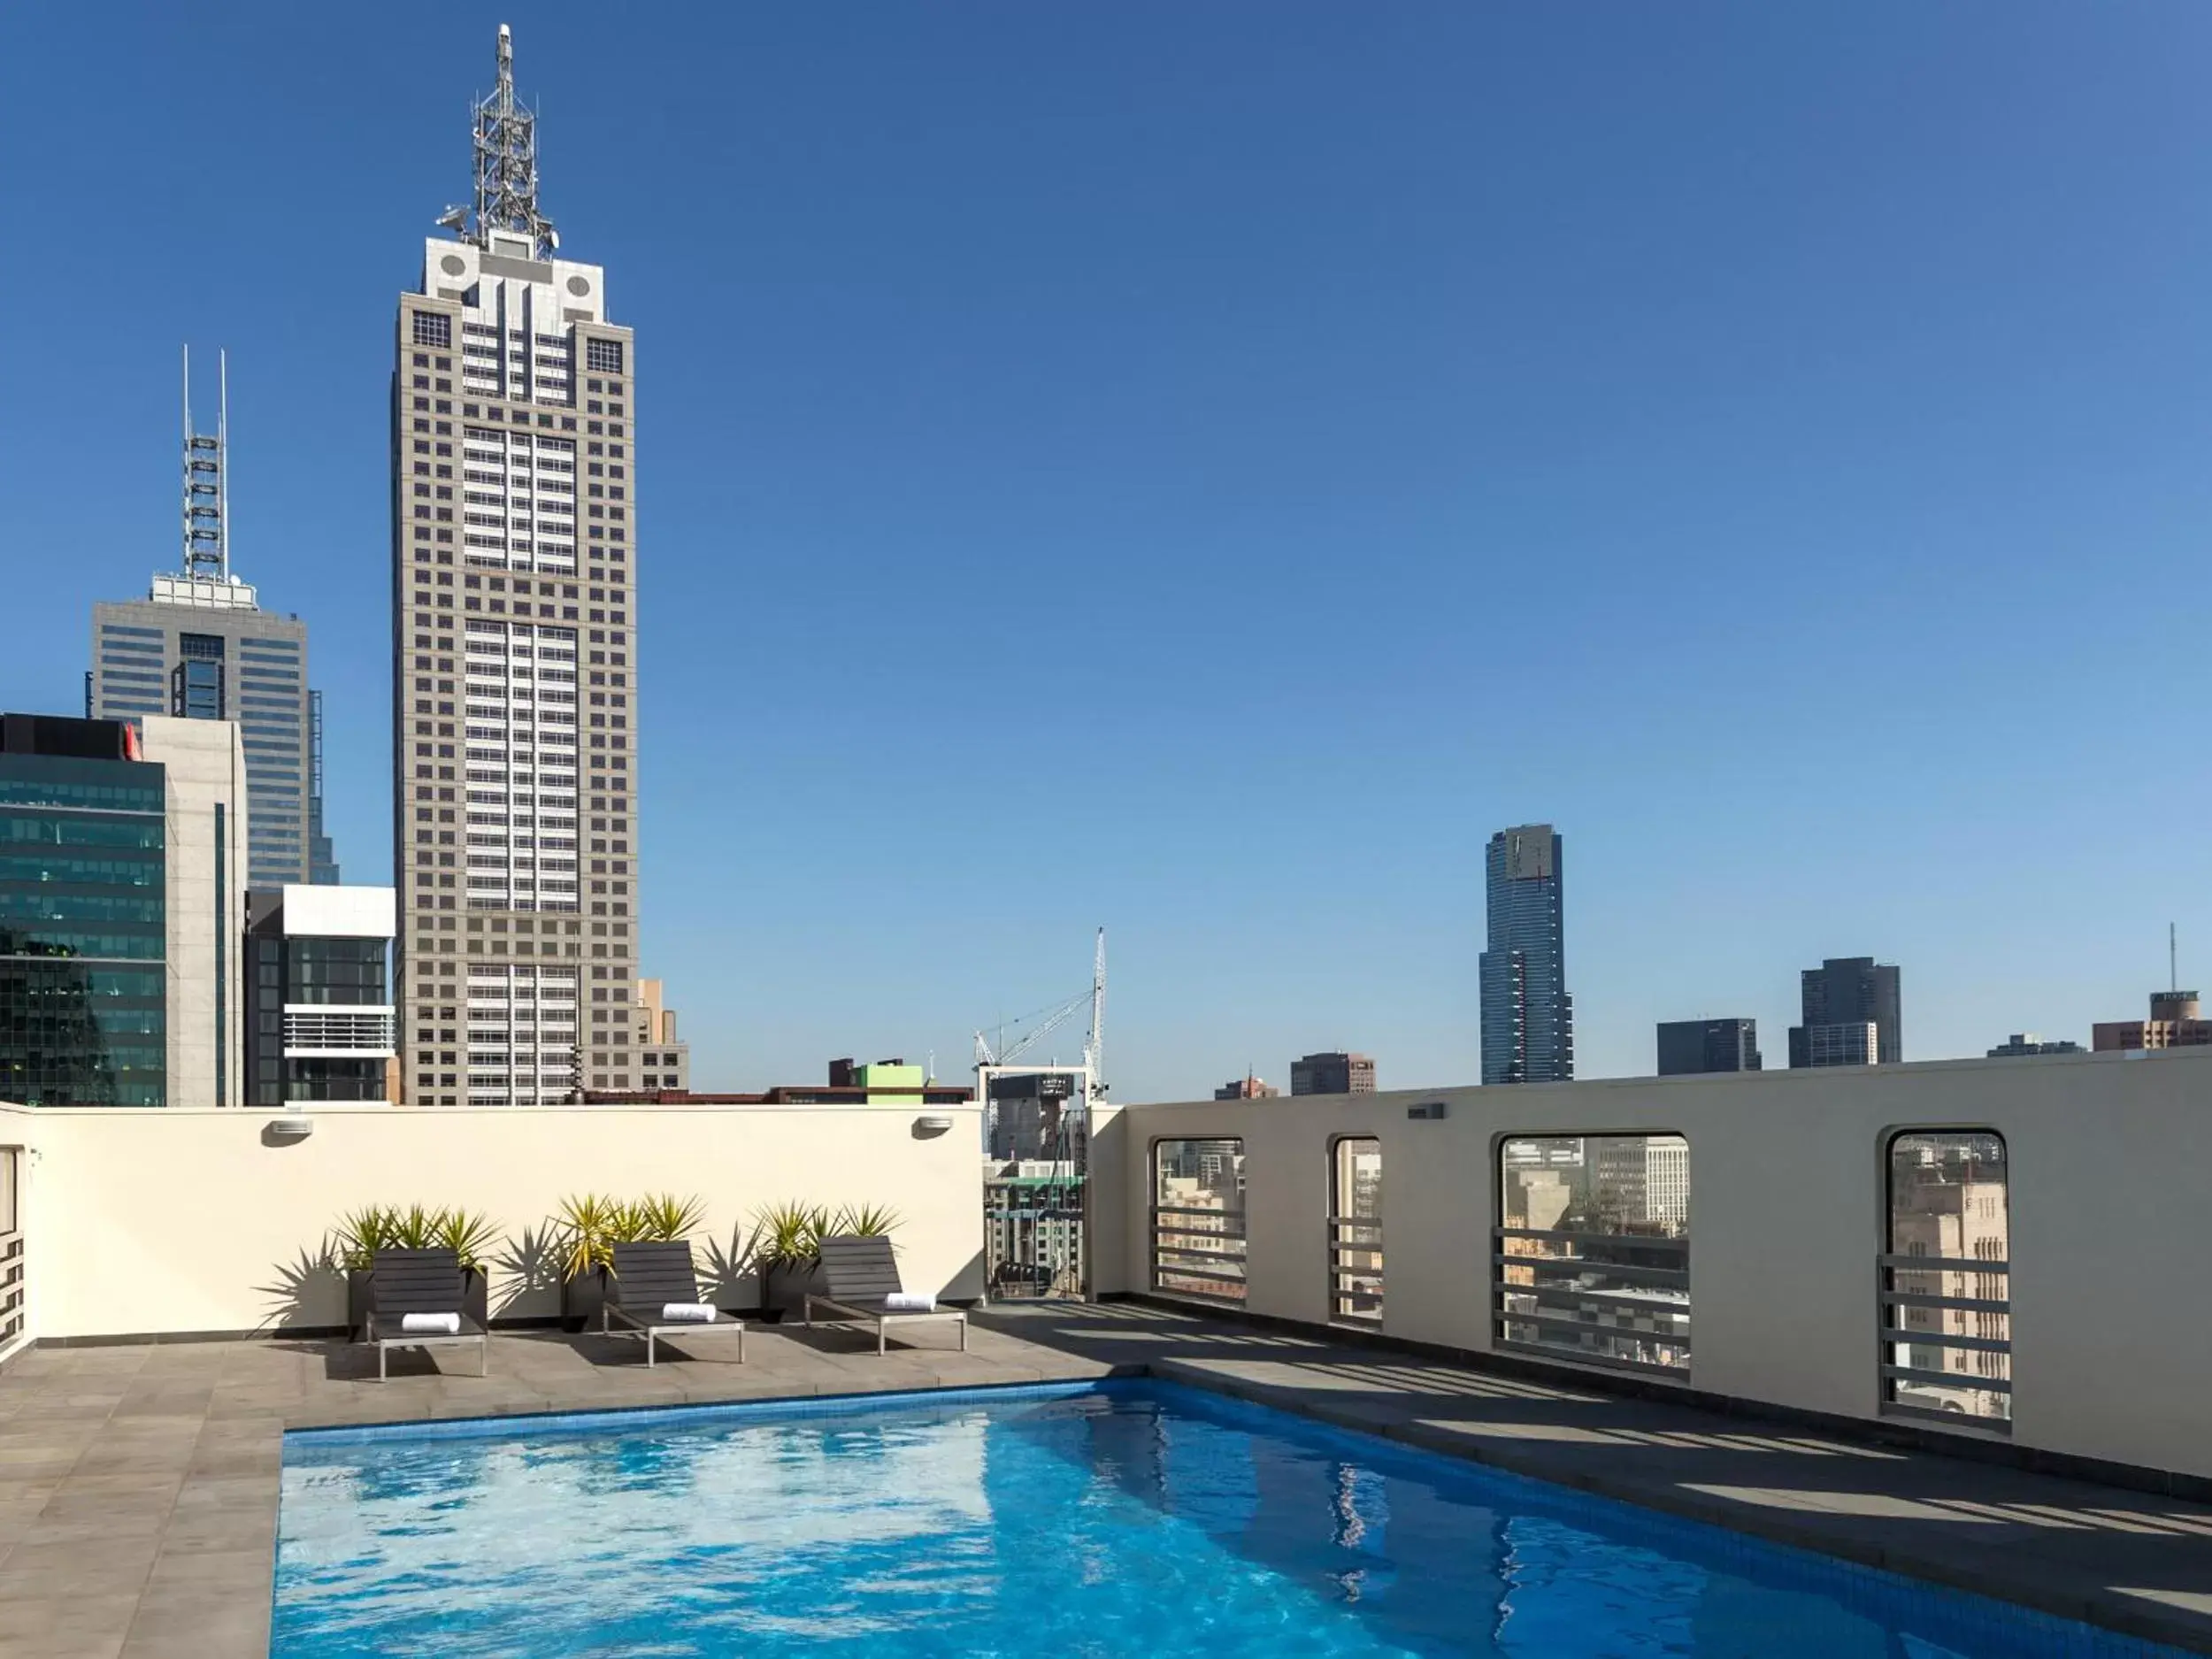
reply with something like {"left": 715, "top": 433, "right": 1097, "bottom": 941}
{"left": 0, "top": 1532, "right": 163, "bottom": 1596}
{"left": 0, "top": 1592, "right": 140, "bottom": 1659}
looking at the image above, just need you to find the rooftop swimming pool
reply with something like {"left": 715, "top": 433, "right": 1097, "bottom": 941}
{"left": 273, "top": 1379, "right": 2177, "bottom": 1656}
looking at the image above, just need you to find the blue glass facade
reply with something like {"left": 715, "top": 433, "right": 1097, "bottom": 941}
{"left": 0, "top": 750, "right": 167, "bottom": 1106}
{"left": 1479, "top": 824, "right": 1572, "bottom": 1086}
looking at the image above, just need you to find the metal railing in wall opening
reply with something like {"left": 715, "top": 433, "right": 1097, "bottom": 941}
{"left": 1491, "top": 1225, "right": 1691, "bottom": 1378}
{"left": 0, "top": 1147, "right": 20, "bottom": 1351}
{"left": 1494, "top": 1132, "right": 1692, "bottom": 1378}
{"left": 1881, "top": 1126, "right": 2011, "bottom": 1431}
{"left": 1152, "top": 1203, "right": 1248, "bottom": 1302}
{"left": 1327, "top": 1215, "right": 1383, "bottom": 1325}
{"left": 1878, "top": 1250, "right": 2010, "bottom": 1430}
{"left": 1328, "top": 1134, "right": 1383, "bottom": 1326}
{"left": 1153, "top": 1137, "right": 1247, "bottom": 1302}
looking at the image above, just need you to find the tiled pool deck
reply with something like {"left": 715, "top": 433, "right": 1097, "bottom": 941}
{"left": 0, "top": 1303, "right": 2206, "bottom": 1656}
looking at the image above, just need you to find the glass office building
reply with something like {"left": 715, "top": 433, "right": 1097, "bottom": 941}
{"left": 1479, "top": 823, "right": 1574, "bottom": 1085}
{"left": 0, "top": 718, "right": 167, "bottom": 1107}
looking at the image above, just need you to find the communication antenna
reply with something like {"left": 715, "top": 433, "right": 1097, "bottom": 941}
{"left": 2172, "top": 923, "right": 2179, "bottom": 995}
{"left": 180, "top": 346, "right": 229, "bottom": 580}
{"left": 444, "top": 25, "right": 558, "bottom": 257}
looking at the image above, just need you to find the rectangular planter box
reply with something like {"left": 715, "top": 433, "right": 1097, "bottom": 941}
{"left": 762, "top": 1258, "right": 827, "bottom": 1322}
{"left": 562, "top": 1267, "right": 610, "bottom": 1333}
{"left": 347, "top": 1264, "right": 488, "bottom": 1340}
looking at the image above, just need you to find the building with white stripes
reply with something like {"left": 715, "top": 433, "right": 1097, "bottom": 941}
{"left": 391, "top": 27, "right": 641, "bottom": 1106}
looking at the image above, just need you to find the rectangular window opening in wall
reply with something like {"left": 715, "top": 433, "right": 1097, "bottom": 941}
{"left": 585, "top": 338, "right": 624, "bottom": 374}
{"left": 1329, "top": 1136, "right": 1383, "bottom": 1326}
{"left": 1151, "top": 1138, "right": 1246, "bottom": 1302}
{"left": 1494, "top": 1133, "right": 1690, "bottom": 1378}
{"left": 1881, "top": 1130, "right": 2010, "bottom": 1431}
{"left": 411, "top": 311, "right": 452, "bottom": 349}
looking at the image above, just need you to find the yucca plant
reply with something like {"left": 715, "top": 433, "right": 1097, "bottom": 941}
{"left": 833, "top": 1202, "right": 902, "bottom": 1240}
{"left": 555, "top": 1193, "right": 623, "bottom": 1280}
{"left": 333, "top": 1204, "right": 398, "bottom": 1271}
{"left": 388, "top": 1203, "right": 443, "bottom": 1250}
{"left": 630, "top": 1193, "right": 705, "bottom": 1242}
{"left": 434, "top": 1208, "right": 501, "bottom": 1272}
{"left": 751, "top": 1201, "right": 829, "bottom": 1267}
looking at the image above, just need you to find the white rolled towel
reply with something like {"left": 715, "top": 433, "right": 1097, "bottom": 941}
{"left": 400, "top": 1312, "right": 461, "bottom": 1335}
{"left": 659, "top": 1302, "right": 717, "bottom": 1323}
{"left": 884, "top": 1293, "right": 936, "bottom": 1314}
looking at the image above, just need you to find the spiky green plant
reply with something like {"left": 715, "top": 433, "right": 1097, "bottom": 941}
{"left": 333, "top": 1205, "right": 398, "bottom": 1271}
{"left": 555, "top": 1193, "right": 622, "bottom": 1280}
{"left": 434, "top": 1208, "right": 501, "bottom": 1272}
{"left": 631, "top": 1193, "right": 705, "bottom": 1242}
{"left": 833, "top": 1202, "right": 902, "bottom": 1240}
{"left": 334, "top": 1204, "right": 501, "bottom": 1271}
{"left": 751, "top": 1201, "right": 829, "bottom": 1267}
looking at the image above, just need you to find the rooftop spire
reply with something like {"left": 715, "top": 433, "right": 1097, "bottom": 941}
{"left": 443, "top": 23, "right": 558, "bottom": 258}
{"left": 180, "top": 345, "right": 229, "bottom": 580}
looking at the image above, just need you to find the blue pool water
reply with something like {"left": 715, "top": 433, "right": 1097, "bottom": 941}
{"left": 273, "top": 1379, "right": 2173, "bottom": 1657}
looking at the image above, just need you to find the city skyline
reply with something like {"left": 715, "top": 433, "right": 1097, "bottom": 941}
{"left": 4, "top": 8, "right": 2209, "bottom": 1101}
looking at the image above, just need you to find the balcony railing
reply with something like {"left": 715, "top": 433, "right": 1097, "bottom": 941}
{"left": 1878, "top": 1251, "right": 2011, "bottom": 1430}
{"left": 1327, "top": 1215, "right": 1383, "bottom": 1325}
{"left": 282, "top": 1009, "right": 397, "bottom": 1056}
{"left": 1152, "top": 1204, "right": 1247, "bottom": 1302}
{"left": 0, "top": 1227, "right": 22, "bottom": 1351}
{"left": 1492, "top": 1225, "right": 1691, "bottom": 1378}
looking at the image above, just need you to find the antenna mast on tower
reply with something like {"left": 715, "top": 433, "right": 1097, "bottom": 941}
{"left": 180, "top": 346, "right": 228, "bottom": 580}
{"left": 446, "top": 25, "right": 558, "bottom": 257}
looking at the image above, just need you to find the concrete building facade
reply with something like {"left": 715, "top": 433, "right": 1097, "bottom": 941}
{"left": 1479, "top": 824, "right": 1572, "bottom": 1084}
{"left": 1213, "top": 1073, "right": 1280, "bottom": 1100}
{"left": 1986, "top": 1033, "right": 2084, "bottom": 1058}
{"left": 135, "top": 717, "right": 247, "bottom": 1110}
{"left": 391, "top": 29, "right": 640, "bottom": 1105}
{"left": 2092, "top": 991, "right": 2211, "bottom": 1053}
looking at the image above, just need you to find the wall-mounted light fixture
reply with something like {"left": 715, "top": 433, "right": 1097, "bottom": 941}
{"left": 913, "top": 1115, "right": 956, "bottom": 1138}
{"left": 265, "top": 1109, "right": 315, "bottom": 1144}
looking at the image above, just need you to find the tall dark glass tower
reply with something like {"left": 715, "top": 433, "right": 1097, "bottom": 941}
{"left": 1480, "top": 824, "right": 1571, "bottom": 1085}
{"left": 1788, "top": 956, "right": 1901, "bottom": 1067}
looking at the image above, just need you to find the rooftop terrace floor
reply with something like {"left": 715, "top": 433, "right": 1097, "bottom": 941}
{"left": 0, "top": 1305, "right": 2203, "bottom": 1656}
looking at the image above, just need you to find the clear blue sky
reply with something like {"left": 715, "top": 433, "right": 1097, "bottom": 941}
{"left": 4, "top": 4, "right": 2208, "bottom": 1101}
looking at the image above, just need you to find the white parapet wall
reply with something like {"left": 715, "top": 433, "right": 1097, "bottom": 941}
{"left": 0, "top": 1102, "right": 983, "bottom": 1340}
{"left": 1102, "top": 1046, "right": 2212, "bottom": 1483}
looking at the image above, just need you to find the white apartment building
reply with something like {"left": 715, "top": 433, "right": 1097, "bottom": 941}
{"left": 392, "top": 28, "right": 639, "bottom": 1106}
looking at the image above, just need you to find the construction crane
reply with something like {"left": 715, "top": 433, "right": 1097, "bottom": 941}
{"left": 973, "top": 928, "right": 1107, "bottom": 1098}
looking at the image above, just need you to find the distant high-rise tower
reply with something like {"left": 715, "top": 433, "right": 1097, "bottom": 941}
{"left": 1480, "top": 825, "right": 1571, "bottom": 1084}
{"left": 1289, "top": 1052, "right": 1375, "bottom": 1096}
{"left": 89, "top": 349, "right": 334, "bottom": 888}
{"left": 392, "top": 27, "right": 638, "bottom": 1106}
{"left": 1788, "top": 956, "right": 1901, "bottom": 1067}
{"left": 1655, "top": 1018, "right": 1761, "bottom": 1076}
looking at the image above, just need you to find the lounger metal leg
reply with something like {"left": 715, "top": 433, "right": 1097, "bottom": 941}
{"left": 480, "top": 1336, "right": 488, "bottom": 1379}
{"left": 738, "top": 1324, "right": 746, "bottom": 1363}
{"left": 647, "top": 1332, "right": 657, "bottom": 1369}
{"left": 879, "top": 1320, "right": 887, "bottom": 1356}
{"left": 960, "top": 1316, "right": 968, "bottom": 1353}
{"left": 379, "top": 1343, "right": 387, "bottom": 1383}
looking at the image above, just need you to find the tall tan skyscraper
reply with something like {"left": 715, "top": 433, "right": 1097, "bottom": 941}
{"left": 392, "top": 27, "right": 640, "bottom": 1105}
